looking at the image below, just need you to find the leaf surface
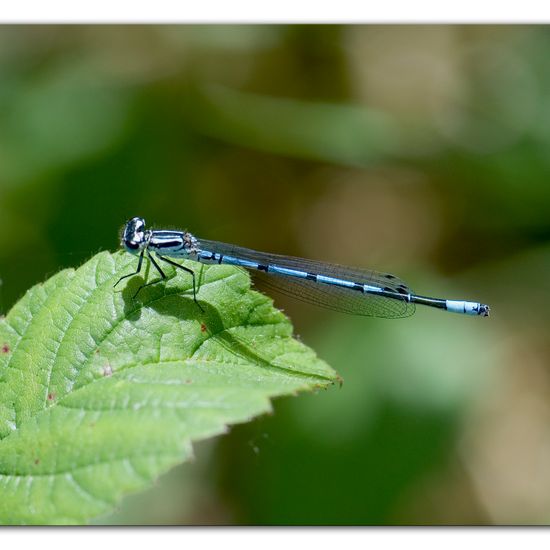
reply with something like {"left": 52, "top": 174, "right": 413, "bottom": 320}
{"left": 0, "top": 251, "right": 337, "bottom": 524}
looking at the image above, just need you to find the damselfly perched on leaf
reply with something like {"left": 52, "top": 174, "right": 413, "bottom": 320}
{"left": 115, "top": 217, "right": 490, "bottom": 319}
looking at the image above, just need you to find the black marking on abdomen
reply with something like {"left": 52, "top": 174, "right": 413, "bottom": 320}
{"left": 411, "top": 294, "right": 447, "bottom": 309}
{"left": 157, "top": 240, "right": 182, "bottom": 249}
{"left": 218, "top": 255, "right": 224, "bottom": 265}
{"left": 306, "top": 273, "right": 317, "bottom": 281}
{"left": 353, "top": 283, "right": 365, "bottom": 292}
{"left": 257, "top": 264, "right": 269, "bottom": 272}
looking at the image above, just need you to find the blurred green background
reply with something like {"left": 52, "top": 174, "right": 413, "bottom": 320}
{"left": 1, "top": 24, "right": 549, "bottom": 525}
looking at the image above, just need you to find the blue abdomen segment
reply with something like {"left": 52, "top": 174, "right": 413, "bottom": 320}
{"left": 446, "top": 300, "right": 490, "bottom": 316}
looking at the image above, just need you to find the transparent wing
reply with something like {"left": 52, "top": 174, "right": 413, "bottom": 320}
{"left": 198, "top": 239, "right": 416, "bottom": 319}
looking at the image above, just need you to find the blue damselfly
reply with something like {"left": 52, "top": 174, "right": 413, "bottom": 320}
{"left": 115, "top": 217, "right": 490, "bottom": 318}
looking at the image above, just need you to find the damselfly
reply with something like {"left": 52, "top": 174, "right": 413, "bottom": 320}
{"left": 115, "top": 217, "right": 490, "bottom": 318}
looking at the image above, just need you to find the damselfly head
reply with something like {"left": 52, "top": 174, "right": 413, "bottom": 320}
{"left": 121, "top": 216, "right": 148, "bottom": 254}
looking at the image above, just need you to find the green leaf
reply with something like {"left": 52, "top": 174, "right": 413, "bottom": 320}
{"left": 0, "top": 251, "right": 337, "bottom": 524}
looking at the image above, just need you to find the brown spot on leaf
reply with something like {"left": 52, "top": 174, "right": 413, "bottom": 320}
{"left": 200, "top": 323, "right": 207, "bottom": 333}
{"left": 34, "top": 458, "right": 40, "bottom": 465}
{"left": 47, "top": 393, "right": 56, "bottom": 401}
{"left": 1, "top": 344, "right": 9, "bottom": 353}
